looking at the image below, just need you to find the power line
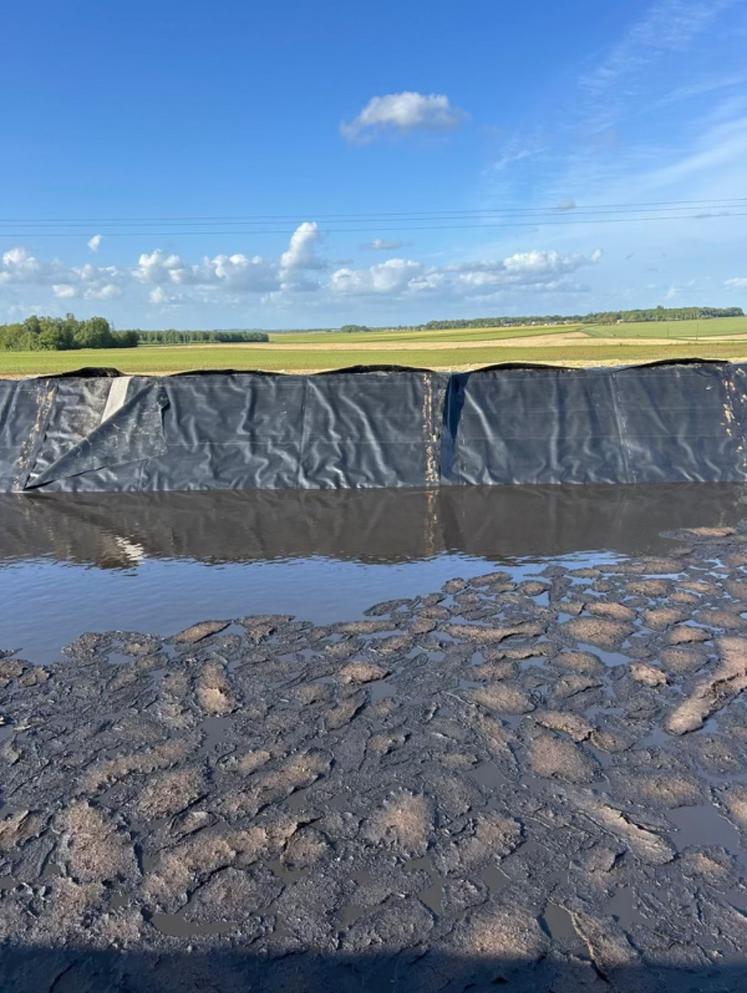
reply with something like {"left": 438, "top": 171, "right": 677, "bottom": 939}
{"left": 0, "top": 210, "right": 745, "bottom": 237}
{"left": 0, "top": 205, "right": 741, "bottom": 227}
{"left": 0, "top": 196, "right": 746, "bottom": 226}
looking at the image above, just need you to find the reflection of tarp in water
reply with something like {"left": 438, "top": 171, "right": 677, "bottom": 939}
{"left": 2, "top": 483, "right": 746, "bottom": 568}
{"left": 2, "top": 361, "right": 747, "bottom": 492}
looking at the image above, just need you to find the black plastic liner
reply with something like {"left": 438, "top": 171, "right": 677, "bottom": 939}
{"left": 2, "top": 362, "right": 746, "bottom": 492}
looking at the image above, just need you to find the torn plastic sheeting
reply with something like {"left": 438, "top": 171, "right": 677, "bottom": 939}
{"left": 1, "top": 361, "right": 747, "bottom": 492}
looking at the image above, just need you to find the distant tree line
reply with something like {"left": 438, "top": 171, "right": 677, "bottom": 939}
{"left": 130, "top": 329, "right": 269, "bottom": 344}
{"left": 580, "top": 306, "right": 744, "bottom": 325}
{"left": 419, "top": 306, "right": 744, "bottom": 331}
{"left": 0, "top": 318, "right": 271, "bottom": 351}
{"left": 0, "top": 315, "right": 137, "bottom": 351}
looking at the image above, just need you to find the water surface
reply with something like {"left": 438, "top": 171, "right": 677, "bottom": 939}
{"left": 2, "top": 484, "right": 745, "bottom": 661}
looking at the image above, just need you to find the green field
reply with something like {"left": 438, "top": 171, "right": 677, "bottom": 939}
{"left": 4, "top": 338, "right": 747, "bottom": 376}
{"left": 3, "top": 315, "right": 747, "bottom": 376}
{"left": 270, "top": 323, "right": 577, "bottom": 344}
{"left": 584, "top": 316, "right": 747, "bottom": 339}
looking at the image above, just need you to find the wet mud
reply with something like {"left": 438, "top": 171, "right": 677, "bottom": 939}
{"left": 1, "top": 524, "right": 747, "bottom": 990}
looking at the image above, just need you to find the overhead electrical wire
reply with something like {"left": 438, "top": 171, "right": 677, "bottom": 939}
{"left": 0, "top": 213, "right": 744, "bottom": 237}
{"left": 1, "top": 195, "right": 746, "bottom": 224}
{"left": 0, "top": 197, "right": 745, "bottom": 236}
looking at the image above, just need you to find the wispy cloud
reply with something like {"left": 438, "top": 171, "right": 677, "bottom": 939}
{"left": 581, "top": 0, "right": 735, "bottom": 99}
{"left": 87, "top": 233, "right": 103, "bottom": 253}
{"left": 648, "top": 69, "right": 747, "bottom": 109}
{"left": 487, "top": 145, "right": 539, "bottom": 173}
{"left": 363, "top": 238, "right": 405, "bottom": 251}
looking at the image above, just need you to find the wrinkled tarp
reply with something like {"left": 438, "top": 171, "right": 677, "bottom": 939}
{"left": 1, "top": 362, "right": 746, "bottom": 492}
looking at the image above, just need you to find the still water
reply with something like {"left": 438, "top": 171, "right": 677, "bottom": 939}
{"left": 2, "top": 484, "right": 746, "bottom": 662}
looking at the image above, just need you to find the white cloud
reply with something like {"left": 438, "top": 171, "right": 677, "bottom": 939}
{"left": 364, "top": 239, "right": 404, "bottom": 251}
{"left": 52, "top": 284, "right": 77, "bottom": 299}
{"left": 330, "top": 248, "right": 602, "bottom": 299}
{"left": 148, "top": 286, "right": 173, "bottom": 305}
{"left": 341, "top": 91, "right": 465, "bottom": 142}
{"left": 0, "top": 246, "right": 126, "bottom": 302}
{"left": 0, "top": 246, "right": 44, "bottom": 282}
{"left": 129, "top": 223, "right": 324, "bottom": 304}
{"left": 193, "top": 254, "right": 279, "bottom": 291}
{"left": 136, "top": 250, "right": 280, "bottom": 304}
{"left": 331, "top": 258, "right": 426, "bottom": 295}
{"left": 87, "top": 283, "right": 121, "bottom": 300}
{"left": 279, "top": 221, "right": 323, "bottom": 272}
{"left": 134, "top": 249, "right": 183, "bottom": 285}
{"left": 725, "top": 277, "right": 747, "bottom": 288}
{"left": 87, "top": 233, "right": 103, "bottom": 253}
{"left": 1, "top": 228, "right": 604, "bottom": 316}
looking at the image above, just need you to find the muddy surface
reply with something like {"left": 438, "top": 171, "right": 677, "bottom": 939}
{"left": 2, "top": 523, "right": 747, "bottom": 990}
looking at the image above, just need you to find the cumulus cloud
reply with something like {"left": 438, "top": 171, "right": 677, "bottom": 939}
{"left": 330, "top": 248, "right": 603, "bottom": 298}
{"left": 331, "top": 258, "right": 427, "bottom": 296}
{"left": 341, "top": 91, "right": 465, "bottom": 142}
{"left": 52, "top": 284, "right": 77, "bottom": 299}
{"left": 280, "top": 221, "right": 323, "bottom": 271}
{"left": 0, "top": 246, "right": 45, "bottom": 282}
{"left": 148, "top": 286, "right": 173, "bottom": 306}
{"left": 1, "top": 227, "right": 604, "bottom": 314}
{"left": 87, "top": 233, "right": 103, "bottom": 253}
{"left": 134, "top": 249, "right": 185, "bottom": 285}
{"left": 0, "top": 247, "right": 123, "bottom": 301}
{"left": 133, "top": 247, "right": 282, "bottom": 303}
{"left": 0, "top": 225, "right": 323, "bottom": 309}
{"left": 725, "top": 276, "right": 747, "bottom": 289}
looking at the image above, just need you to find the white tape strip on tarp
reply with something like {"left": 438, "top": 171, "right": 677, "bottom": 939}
{"left": 100, "top": 376, "right": 133, "bottom": 424}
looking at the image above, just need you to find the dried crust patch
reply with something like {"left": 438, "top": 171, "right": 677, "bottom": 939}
{"left": 666, "top": 636, "right": 747, "bottom": 734}
{"left": 363, "top": 791, "right": 433, "bottom": 855}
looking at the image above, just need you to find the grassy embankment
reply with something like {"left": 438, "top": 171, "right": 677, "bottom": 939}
{"left": 2, "top": 317, "right": 747, "bottom": 376}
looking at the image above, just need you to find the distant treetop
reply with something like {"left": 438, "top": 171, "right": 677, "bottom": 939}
{"left": 0, "top": 319, "right": 270, "bottom": 351}
{"left": 129, "top": 329, "right": 269, "bottom": 344}
{"left": 420, "top": 306, "right": 744, "bottom": 330}
{"left": 0, "top": 314, "right": 137, "bottom": 351}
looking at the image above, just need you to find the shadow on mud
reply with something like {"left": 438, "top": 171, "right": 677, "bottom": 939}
{"left": 1, "top": 946, "right": 745, "bottom": 993}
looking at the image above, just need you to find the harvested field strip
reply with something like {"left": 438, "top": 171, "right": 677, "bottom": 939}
{"left": 5, "top": 340, "right": 747, "bottom": 376}
{"left": 272, "top": 324, "right": 579, "bottom": 344}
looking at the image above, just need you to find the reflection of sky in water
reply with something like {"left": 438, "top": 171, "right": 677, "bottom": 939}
{"left": 3, "top": 551, "right": 615, "bottom": 663}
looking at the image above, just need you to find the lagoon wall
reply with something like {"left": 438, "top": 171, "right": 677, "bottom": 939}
{"left": 1, "top": 361, "right": 746, "bottom": 493}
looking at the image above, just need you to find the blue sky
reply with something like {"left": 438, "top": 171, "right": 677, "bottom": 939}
{"left": 1, "top": 0, "right": 747, "bottom": 328}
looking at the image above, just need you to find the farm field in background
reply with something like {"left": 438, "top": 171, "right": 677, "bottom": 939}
{"left": 271, "top": 323, "right": 579, "bottom": 344}
{"left": 3, "top": 317, "right": 747, "bottom": 375}
{"left": 4, "top": 330, "right": 747, "bottom": 376}
{"left": 583, "top": 316, "right": 747, "bottom": 339}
